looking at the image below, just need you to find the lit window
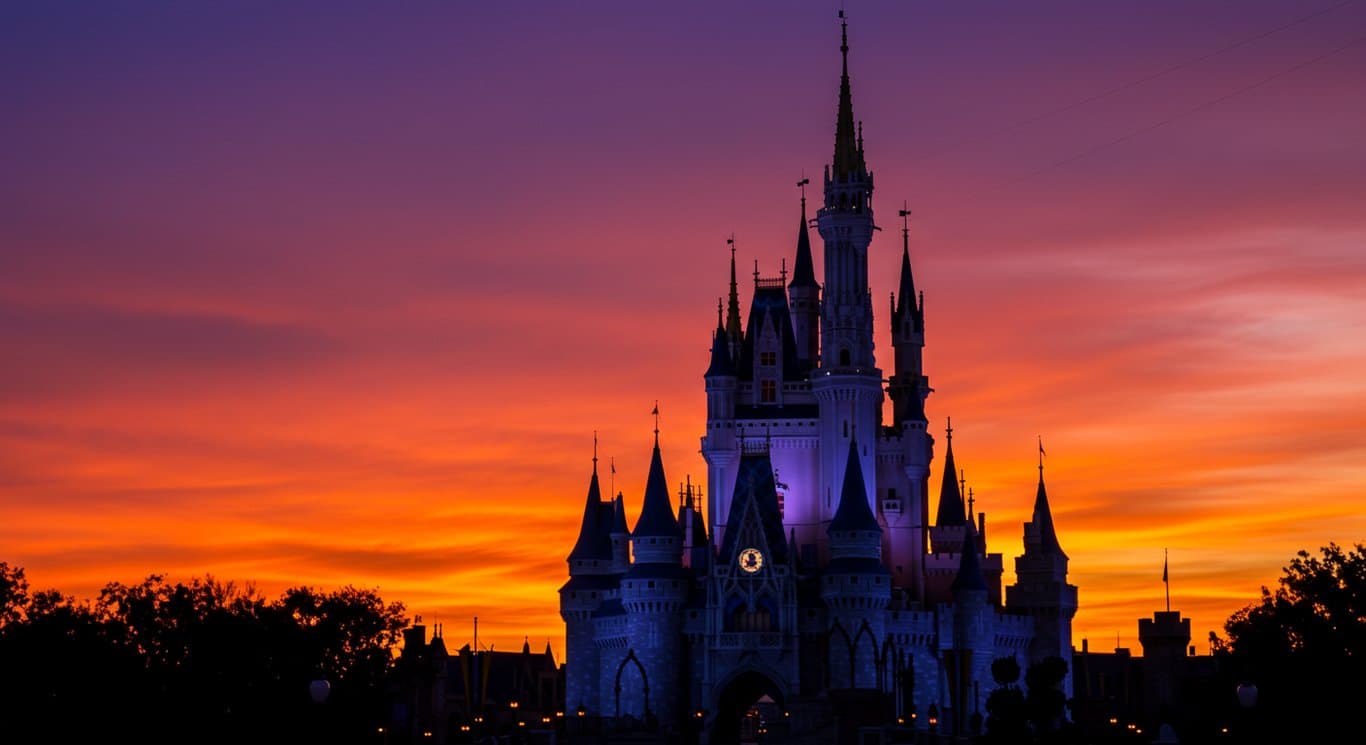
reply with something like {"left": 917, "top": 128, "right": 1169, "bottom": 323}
{"left": 761, "top": 380, "right": 776, "bottom": 402}
{"left": 760, "top": 351, "right": 776, "bottom": 366}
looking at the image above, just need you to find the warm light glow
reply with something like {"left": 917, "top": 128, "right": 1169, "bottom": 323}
{"left": 1, "top": 3, "right": 1362, "bottom": 664}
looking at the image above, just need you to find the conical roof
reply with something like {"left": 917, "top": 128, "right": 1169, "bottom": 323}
{"left": 934, "top": 424, "right": 966, "bottom": 527}
{"left": 705, "top": 320, "right": 735, "bottom": 377}
{"left": 829, "top": 438, "right": 881, "bottom": 533}
{"left": 567, "top": 466, "right": 612, "bottom": 562}
{"left": 1032, "top": 472, "right": 1066, "bottom": 557}
{"left": 632, "top": 441, "right": 682, "bottom": 539}
{"left": 789, "top": 198, "right": 818, "bottom": 290}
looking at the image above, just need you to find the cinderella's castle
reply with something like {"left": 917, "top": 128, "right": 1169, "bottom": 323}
{"left": 561, "top": 17, "right": 1077, "bottom": 742}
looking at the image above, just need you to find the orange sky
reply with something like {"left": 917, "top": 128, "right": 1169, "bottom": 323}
{"left": 3, "top": 2, "right": 1365, "bottom": 659}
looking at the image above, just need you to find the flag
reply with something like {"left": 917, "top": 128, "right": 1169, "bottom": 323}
{"left": 652, "top": 402, "right": 659, "bottom": 416}
{"left": 1163, "top": 552, "right": 1169, "bottom": 584}
{"left": 1039, "top": 437, "right": 1046, "bottom": 457}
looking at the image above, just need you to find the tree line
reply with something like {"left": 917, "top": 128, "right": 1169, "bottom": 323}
{"left": 0, "top": 563, "right": 406, "bottom": 743}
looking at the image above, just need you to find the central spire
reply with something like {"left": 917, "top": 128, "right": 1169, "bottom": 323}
{"left": 832, "top": 12, "right": 862, "bottom": 180}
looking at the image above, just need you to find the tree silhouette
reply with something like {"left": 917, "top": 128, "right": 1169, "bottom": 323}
{"left": 0, "top": 569, "right": 407, "bottom": 743}
{"left": 1222, "top": 542, "right": 1365, "bottom": 740}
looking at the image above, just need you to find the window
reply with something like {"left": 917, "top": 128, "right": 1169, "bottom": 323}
{"left": 759, "top": 351, "right": 776, "bottom": 366}
{"left": 839, "top": 348, "right": 851, "bottom": 366}
{"left": 761, "top": 380, "right": 776, "bottom": 403}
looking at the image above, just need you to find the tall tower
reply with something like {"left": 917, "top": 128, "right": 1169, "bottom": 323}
{"left": 884, "top": 209, "right": 932, "bottom": 599}
{"left": 620, "top": 431, "right": 687, "bottom": 724}
{"left": 813, "top": 15, "right": 883, "bottom": 535}
{"left": 559, "top": 456, "right": 614, "bottom": 715}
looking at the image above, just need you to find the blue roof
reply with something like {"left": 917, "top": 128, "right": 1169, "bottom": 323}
{"left": 632, "top": 442, "right": 682, "bottom": 539}
{"left": 717, "top": 449, "right": 790, "bottom": 565}
{"left": 567, "top": 468, "right": 613, "bottom": 562}
{"left": 829, "top": 438, "right": 881, "bottom": 533}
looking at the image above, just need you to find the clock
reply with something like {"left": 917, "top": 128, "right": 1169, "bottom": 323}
{"left": 738, "top": 547, "right": 764, "bottom": 574}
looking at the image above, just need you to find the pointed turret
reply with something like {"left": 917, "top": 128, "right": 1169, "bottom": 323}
{"left": 789, "top": 194, "right": 818, "bottom": 290}
{"left": 567, "top": 459, "right": 612, "bottom": 566}
{"left": 705, "top": 306, "right": 735, "bottom": 378}
{"left": 632, "top": 438, "right": 682, "bottom": 541}
{"left": 934, "top": 421, "right": 966, "bottom": 527}
{"left": 829, "top": 437, "right": 880, "bottom": 534}
{"left": 894, "top": 237, "right": 922, "bottom": 333}
{"left": 1030, "top": 465, "right": 1066, "bottom": 557}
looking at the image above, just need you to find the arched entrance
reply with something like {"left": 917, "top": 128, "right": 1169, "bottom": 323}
{"left": 711, "top": 670, "right": 786, "bottom": 744}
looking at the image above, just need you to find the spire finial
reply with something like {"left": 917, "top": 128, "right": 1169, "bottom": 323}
{"left": 592, "top": 430, "right": 598, "bottom": 473}
{"left": 1038, "top": 435, "right": 1046, "bottom": 480}
{"left": 726, "top": 236, "right": 742, "bottom": 342}
{"left": 651, "top": 401, "right": 660, "bottom": 446}
{"left": 797, "top": 175, "right": 809, "bottom": 213}
{"left": 959, "top": 469, "right": 966, "bottom": 505}
{"left": 717, "top": 297, "right": 723, "bottom": 328}
{"left": 839, "top": 8, "right": 848, "bottom": 57}
{"left": 610, "top": 455, "right": 615, "bottom": 497}
{"left": 967, "top": 487, "right": 975, "bottom": 521}
{"left": 899, "top": 202, "right": 911, "bottom": 242}
{"left": 946, "top": 416, "right": 953, "bottom": 443}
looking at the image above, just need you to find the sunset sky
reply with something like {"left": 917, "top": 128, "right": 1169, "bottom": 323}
{"left": 3, "top": 1, "right": 1365, "bottom": 658}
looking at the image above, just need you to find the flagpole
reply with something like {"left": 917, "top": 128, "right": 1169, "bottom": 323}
{"left": 1164, "top": 548, "right": 1170, "bottom": 613}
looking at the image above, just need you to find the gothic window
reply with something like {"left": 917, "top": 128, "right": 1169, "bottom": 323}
{"left": 840, "top": 348, "right": 851, "bottom": 366}
{"left": 760, "top": 351, "right": 776, "bottom": 367}
{"left": 761, "top": 380, "right": 776, "bottom": 403}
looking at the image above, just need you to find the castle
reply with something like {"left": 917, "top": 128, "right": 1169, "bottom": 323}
{"left": 560, "top": 18, "right": 1077, "bottom": 742}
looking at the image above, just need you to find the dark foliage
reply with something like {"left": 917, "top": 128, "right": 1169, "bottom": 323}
{"left": 984, "top": 655, "right": 1072, "bottom": 744}
{"left": 1222, "top": 542, "right": 1365, "bottom": 741}
{"left": 0, "top": 566, "right": 406, "bottom": 743}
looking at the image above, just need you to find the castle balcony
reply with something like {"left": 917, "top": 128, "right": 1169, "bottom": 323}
{"left": 715, "top": 632, "right": 785, "bottom": 650}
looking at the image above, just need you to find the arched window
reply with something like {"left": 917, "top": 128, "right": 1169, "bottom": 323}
{"left": 840, "top": 348, "right": 851, "bottom": 366}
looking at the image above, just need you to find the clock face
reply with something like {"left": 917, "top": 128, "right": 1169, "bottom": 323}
{"left": 738, "top": 547, "right": 764, "bottom": 574}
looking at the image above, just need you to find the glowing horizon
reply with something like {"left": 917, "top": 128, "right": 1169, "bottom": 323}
{"left": 3, "top": 1, "right": 1365, "bottom": 659}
